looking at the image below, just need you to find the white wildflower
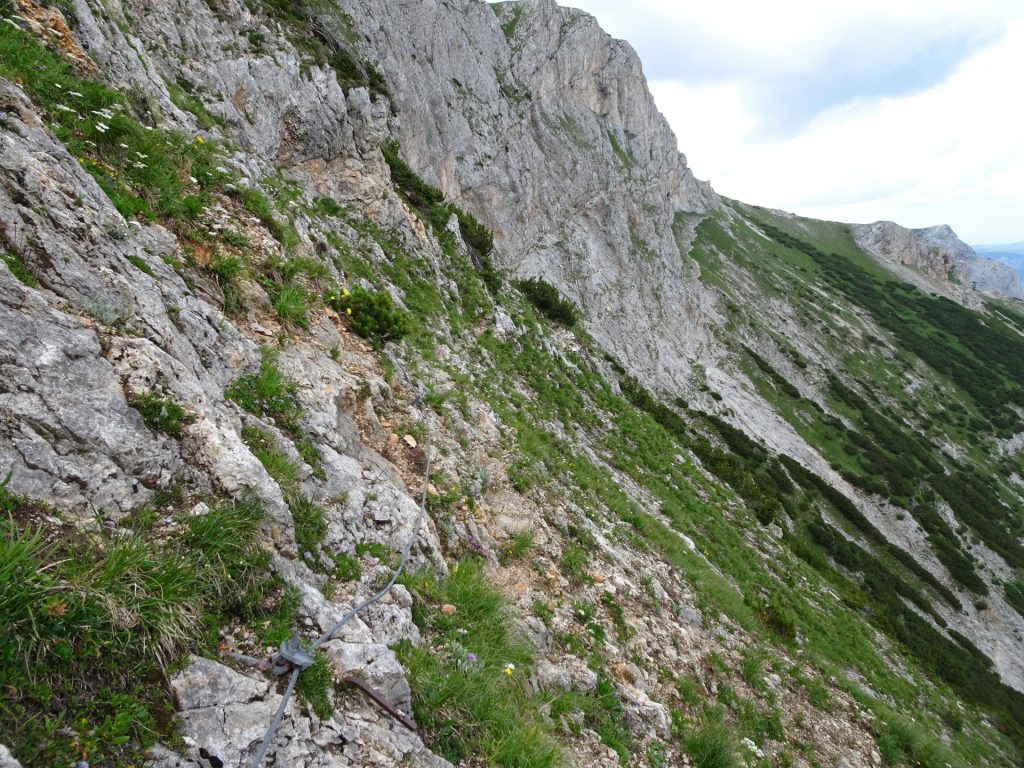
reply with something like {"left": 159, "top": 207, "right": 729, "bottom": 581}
{"left": 68, "top": 90, "right": 84, "bottom": 98}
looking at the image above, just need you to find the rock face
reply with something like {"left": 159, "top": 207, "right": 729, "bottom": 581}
{"left": 915, "top": 224, "right": 1024, "bottom": 298}
{"left": 338, "top": 0, "right": 720, "bottom": 387}
{"left": 965, "top": 256, "right": 1024, "bottom": 299}
{"left": 852, "top": 220, "right": 1024, "bottom": 300}
{"left": 852, "top": 220, "right": 972, "bottom": 299}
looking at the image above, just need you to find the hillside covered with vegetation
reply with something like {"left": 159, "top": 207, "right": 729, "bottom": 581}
{"left": 0, "top": 2, "right": 1022, "bottom": 768}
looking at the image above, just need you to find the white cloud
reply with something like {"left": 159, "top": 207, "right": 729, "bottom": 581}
{"left": 567, "top": 0, "right": 1024, "bottom": 243}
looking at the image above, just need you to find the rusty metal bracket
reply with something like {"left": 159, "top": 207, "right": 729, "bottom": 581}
{"left": 342, "top": 676, "right": 417, "bottom": 732}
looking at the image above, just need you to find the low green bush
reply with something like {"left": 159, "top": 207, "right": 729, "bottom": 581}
{"left": 329, "top": 286, "right": 410, "bottom": 347}
{"left": 516, "top": 277, "right": 579, "bottom": 326}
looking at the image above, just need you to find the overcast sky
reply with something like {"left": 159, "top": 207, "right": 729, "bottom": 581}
{"left": 565, "top": 0, "right": 1024, "bottom": 244}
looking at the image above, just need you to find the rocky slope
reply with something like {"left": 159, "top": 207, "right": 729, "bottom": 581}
{"left": 339, "top": 0, "right": 721, "bottom": 386}
{"left": 852, "top": 220, "right": 972, "bottom": 299}
{"left": 1, "top": 1, "right": 1023, "bottom": 768}
{"left": 852, "top": 220, "right": 1024, "bottom": 301}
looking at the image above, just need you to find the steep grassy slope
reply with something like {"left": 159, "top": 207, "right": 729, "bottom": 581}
{"left": 1, "top": 2, "right": 1023, "bottom": 768}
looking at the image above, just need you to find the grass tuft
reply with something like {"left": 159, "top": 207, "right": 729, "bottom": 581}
{"left": 686, "top": 724, "right": 738, "bottom": 768}
{"left": 272, "top": 282, "right": 311, "bottom": 328}
{"left": 397, "top": 558, "right": 565, "bottom": 768}
{"left": 0, "top": 495, "right": 269, "bottom": 766}
{"left": 131, "top": 391, "right": 193, "bottom": 437}
{"left": 226, "top": 348, "right": 304, "bottom": 435}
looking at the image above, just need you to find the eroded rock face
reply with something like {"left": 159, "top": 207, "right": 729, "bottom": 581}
{"left": 852, "top": 220, "right": 1024, "bottom": 301}
{"left": 852, "top": 220, "right": 974, "bottom": 301}
{"left": 915, "top": 224, "right": 1024, "bottom": 298}
{"left": 337, "top": 0, "right": 720, "bottom": 389}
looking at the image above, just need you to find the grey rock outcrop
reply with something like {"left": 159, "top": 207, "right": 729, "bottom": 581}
{"left": 853, "top": 220, "right": 1024, "bottom": 301}
{"left": 913, "top": 224, "right": 976, "bottom": 263}
{"left": 916, "top": 224, "right": 1024, "bottom": 298}
{"left": 338, "top": 0, "right": 720, "bottom": 388}
{"left": 852, "top": 220, "right": 972, "bottom": 301}
{"left": 169, "top": 655, "right": 447, "bottom": 768}
{"left": 965, "top": 256, "right": 1024, "bottom": 299}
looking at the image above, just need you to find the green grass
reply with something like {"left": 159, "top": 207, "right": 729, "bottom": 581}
{"left": 130, "top": 392, "right": 193, "bottom": 437}
{"left": 0, "top": 20, "right": 229, "bottom": 225}
{"left": 241, "top": 425, "right": 302, "bottom": 491}
{"left": 127, "top": 253, "right": 156, "bottom": 276}
{"left": 547, "top": 676, "right": 635, "bottom": 762}
{"left": 1, "top": 251, "right": 37, "bottom": 287}
{"left": 288, "top": 494, "right": 327, "bottom": 557}
{"left": 684, "top": 724, "right": 739, "bottom": 768}
{"left": 0, "top": 493, "right": 269, "bottom": 766}
{"left": 295, "top": 651, "right": 334, "bottom": 719}
{"left": 226, "top": 348, "right": 304, "bottom": 435}
{"left": 208, "top": 252, "right": 248, "bottom": 315}
{"left": 498, "top": 529, "right": 535, "bottom": 565}
{"left": 228, "top": 185, "right": 297, "bottom": 247}
{"left": 271, "top": 282, "right": 311, "bottom": 328}
{"left": 559, "top": 542, "right": 592, "bottom": 586}
{"left": 397, "top": 558, "right": 565, "bottom": 768}
{"left": 329, "top": 552, "right": 361, "bottom": 582}
{"left": 165, "top": 78, "right": 225, "bottom": 130}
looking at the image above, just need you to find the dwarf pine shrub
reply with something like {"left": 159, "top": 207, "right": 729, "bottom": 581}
{"left": 516, "top": 277, "right": 579, "bottom": 326}
{"left": 329, "top": 286, "right": 410, "bottom": 347}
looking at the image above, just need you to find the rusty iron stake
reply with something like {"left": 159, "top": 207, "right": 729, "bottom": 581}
{"left": 342, "top": 676, "right": 417, "bottom": 732}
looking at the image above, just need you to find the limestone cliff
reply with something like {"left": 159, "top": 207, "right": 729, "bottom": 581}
{"left": 338, "top": 0, "right": 721, "bottom": 386}
{"left": 853, "top": 220, "right": 1024, "bottom": 301}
